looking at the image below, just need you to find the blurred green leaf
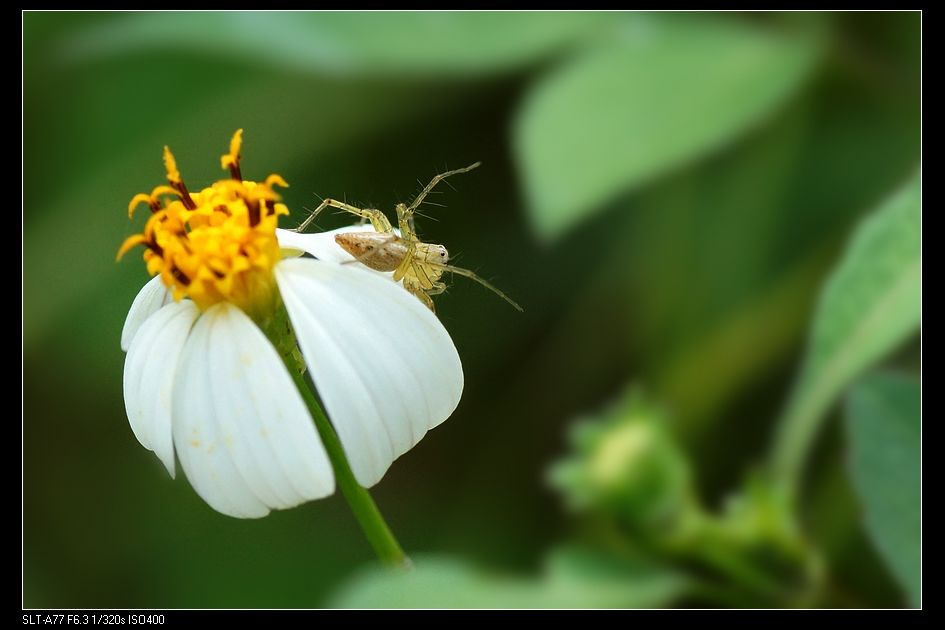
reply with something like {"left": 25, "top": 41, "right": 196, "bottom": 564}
{"left": 543, "top": 545, "right": 688, "bottom": 606}
{"left": 331, "top": 548, "right": 686, "bottom": 608}
{"left": 57, "top": 12, "right": 604, "bottom": 75}
{"left": 771, "top": 174, "right": 921, "bottom": 489}
{"left": 845, "top": 371, "right": 920, "bottom": 607}
{"left": 640, "top": 99, "right": 814, "bottom": 431}
{"left": 332, "top": 556, "right": 534, "bottom": 608}
{"left": 515, "top": 15, "right": 819, "bottom": 240}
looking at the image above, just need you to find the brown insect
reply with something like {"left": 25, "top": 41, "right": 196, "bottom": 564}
{"left": 294, "top": 162, "right": 522, "bottom": 313}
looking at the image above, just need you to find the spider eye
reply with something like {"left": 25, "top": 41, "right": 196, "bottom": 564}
{"left": 440, "top": 252, "right": 445, "bottom": 257}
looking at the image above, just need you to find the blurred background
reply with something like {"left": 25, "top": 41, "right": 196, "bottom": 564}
{"left": 23, "top": 12, "right": 920, "bottom": 608}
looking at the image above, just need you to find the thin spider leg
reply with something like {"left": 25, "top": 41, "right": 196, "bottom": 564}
{"left": 426, "top": 282, "right": 447, "bottom": 296}
{"left": 294, "top": 198, "right": 392, "bottom": 233}
{"left": 406, "top": 162, "right": 481, "bottom": 215}
{"left": 292, "top": 198, "right": 331, "bottom": 233}
{"left": 415, "top": 260, "right": 436, "bottom": 289}
{"left": 426, "top": 261, "right": 523, "bottom": 312}
{"left": 396, "top": 202, "right": 418, "bottom": 242}
{"left": 402, "top": 277, "right": 436, "bottom": 311}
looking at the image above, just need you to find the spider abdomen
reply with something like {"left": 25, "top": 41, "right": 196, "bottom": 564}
{"left": 335, "top": 231, "right": 407, "bottom": 272}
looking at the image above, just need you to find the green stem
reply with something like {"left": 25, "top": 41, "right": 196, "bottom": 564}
{"left": 287, "top": 364, "right": 410, "bottom": 569}
{"left": 769, "top": 392, "right": 825, "bottom": 502}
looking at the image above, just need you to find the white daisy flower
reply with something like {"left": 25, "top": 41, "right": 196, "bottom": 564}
{"left": 118, "top": 130, "right": 463, "bottom": 520}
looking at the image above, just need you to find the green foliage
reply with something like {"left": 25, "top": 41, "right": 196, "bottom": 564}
{"left": 331, "top": 547, "right": 686, "bottom": 608}
{"left": 846, "top": 372, "right": 921, "bottom": 606}
{"left": 58, "top": 11, "right": 604, "bottom": 75}
{"left": 515, "top": 15, "right": 820, "bottom": 240}
{"left": 772, "top": 174, "right": 921, "bottom": 490}
{"left": 548, "top": 389, "right": 819, "bottom": 606}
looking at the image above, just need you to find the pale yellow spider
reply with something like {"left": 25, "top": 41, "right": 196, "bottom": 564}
{"left": 295, "top": 162, "right": 522, "bottom": 313}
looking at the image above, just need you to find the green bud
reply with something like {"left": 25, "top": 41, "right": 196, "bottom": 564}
{"left": 549, "top": 388, "right": 697, "bottom": 533}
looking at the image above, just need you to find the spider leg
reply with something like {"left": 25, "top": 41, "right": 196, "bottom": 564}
{"left": 395, "top": 203, "right": 418, "bottom": 242}
{"left": 398, "top": 162, "right": 481, "bottom": 232}
{"left": 426, "top": 281, "right": 447, "bottom": 296}
{"left": 294, "top": 198, "right": 393, "bottom": 234}
{"left": 402, "top": 276, "right": 436, "bottom": 312}
{"left": 426, "top": 261, "right": 523, "bottom": 312}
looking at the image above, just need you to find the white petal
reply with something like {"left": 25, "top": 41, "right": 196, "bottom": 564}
{"left": 172, "top": 302, "right": 334, "bottom": 519}
{"left": 276, "top": 226, "right": 400, "bottom": 279}
{"left": 276, "top": 258, "right": 463, "bottom": 487}
{"left": 121, "top": 275, "right": 173, "bottom": 351}
{"left": 123, "top": 300, "right": 200, "bottom": 477}
{"left": 276, "top": 226, "right": 363, "bottom": 263}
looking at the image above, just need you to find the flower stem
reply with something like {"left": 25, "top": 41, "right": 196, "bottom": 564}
{"left": 287, "top": 365, "right": 410, "bottom": 569}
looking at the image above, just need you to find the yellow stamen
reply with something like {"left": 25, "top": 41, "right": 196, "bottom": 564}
{"left": 127, "top": 185, "right": 179, "bottom": 218}
{"left": 116, "top": 234, "right": 148, "bottom": 261}
{"left": 163, "top": 146, "right": 181, "bottom": 186}
{"left": 265, "top": 174, "right": 288, "bottom": 189}
{"left": 163, "top": 145, "right": 197, "bottom": 209}
{"left": 220, "top": 128, "right": 243, "bottom": 179}
{"left": 127, "top": 194, "right": 153, "bottom": 218}
{"left": 119, "top": 131, "right": 290, "bottom": 318}
{"left": 150, "top": 185, "right": 179, "bottom": 200}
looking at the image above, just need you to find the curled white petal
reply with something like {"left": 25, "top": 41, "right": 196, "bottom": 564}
{"left": 121, "top": 275, "right": 173, "bottom": 351}
{"left": 276, "top": 226, "right": 364, "bottom": 264}
{"left": 123, "top": 300, "right": 200, "bottom": 477}
{"left": 172, "top": 302, "right": 334, "bottom": 519}
{"left": 276, "top": 257, "right": 463, "bottom": 487}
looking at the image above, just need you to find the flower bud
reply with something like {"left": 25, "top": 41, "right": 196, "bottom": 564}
{"left": 550, "top": 388, "right": 697, "bottom": 532}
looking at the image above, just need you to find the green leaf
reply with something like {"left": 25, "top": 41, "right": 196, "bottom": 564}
{"left": 56, "top": 12, "right": 604, "bottom": 75}
{"left": 771, "top": 174, "right": 921, "bottom": 491}
{"left": 543, "top": 546, "right": 689, "bottom": 607}
{"left": 514, "top": 15, "right": 820, "bottom": 240}
{"left": 330, "top": 549, "right": 686, "bottom": 608}
{"left": 845, "top": 371, "right": 921, "bottom": 606}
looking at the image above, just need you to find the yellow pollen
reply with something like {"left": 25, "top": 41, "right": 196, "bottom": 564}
{"left": 119, "top": 130, "right": 291, "bottom": 316}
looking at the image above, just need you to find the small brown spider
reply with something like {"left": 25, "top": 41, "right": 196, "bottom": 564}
{"left": 294, "top": 162, "right": 522, "bottom": 313}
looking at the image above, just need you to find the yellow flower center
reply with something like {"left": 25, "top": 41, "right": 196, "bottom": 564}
{"left": 118, "top": 130, "right": 290, "bottom": 318}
